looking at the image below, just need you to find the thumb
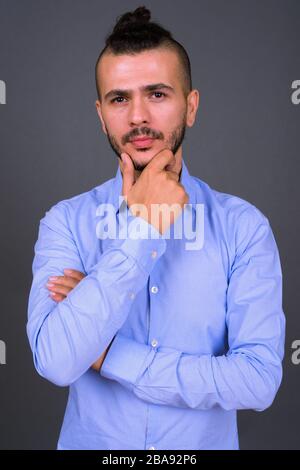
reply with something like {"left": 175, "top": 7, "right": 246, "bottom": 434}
{"left": 120, "top": 152, "right": 135, "bottom": 196}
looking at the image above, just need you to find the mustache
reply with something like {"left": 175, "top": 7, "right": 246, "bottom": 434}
{"left": 122, "top": 127, "right": 163, "bottom": 144}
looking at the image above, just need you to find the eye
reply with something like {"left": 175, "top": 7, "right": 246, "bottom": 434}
{"left": 152, "top": 91, "right": 166, "bottom": 99}
{"left": 110, "top": 91, "right": 167, "bottom": 104}
{"left": 111, "top": 96, "right": 126, "bottom": 103}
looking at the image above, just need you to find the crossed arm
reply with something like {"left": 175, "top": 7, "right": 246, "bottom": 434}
{"left": 45, "top": 268, "right": 108, "bottom": 371}
{"left": 27, "top": 201, "right": 285, "bottom": 411}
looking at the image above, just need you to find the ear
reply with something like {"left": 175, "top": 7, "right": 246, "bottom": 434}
{"left": 95, "top": 100, "right": 108, "bottom": 135}
{"left": 186, "top": 89, "right": 200, "bottom": 128}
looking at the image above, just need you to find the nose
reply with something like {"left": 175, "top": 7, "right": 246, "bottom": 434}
{"left": 128, "top": 95, "right": 151, "bottom": 127}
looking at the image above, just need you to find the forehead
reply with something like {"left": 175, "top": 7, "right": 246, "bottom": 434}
{"left": 98, "top": 48, "right": 181, "bottom": 90}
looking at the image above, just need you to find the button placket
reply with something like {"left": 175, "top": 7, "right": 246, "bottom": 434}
{"left": 146, "top": 275, "right": 160, "bottom": 452}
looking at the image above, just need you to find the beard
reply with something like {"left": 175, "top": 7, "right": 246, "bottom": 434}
{"left": 104, "top": 111, "right": 187, "bottom": 172}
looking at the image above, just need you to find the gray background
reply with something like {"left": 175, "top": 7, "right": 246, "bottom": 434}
{"left": 0, "top": 0, "right": 299, "bottom": 449}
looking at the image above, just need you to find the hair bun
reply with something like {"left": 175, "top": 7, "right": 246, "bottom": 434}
{"left": 114, "top": 6, "right": 151, "bottom": 32}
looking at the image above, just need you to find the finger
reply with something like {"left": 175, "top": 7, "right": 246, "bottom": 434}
{"left": 166, "top": 170, "right": 180, "bottom": 182}
{"left": 147, "top": 148, "right": 175, "bottom": 172}
{"left": 165, "top": 159, "right": 178, "bottom": 173}
{"left": 63, "top": 269, "right": 85, "bottom": 281}
{"left": 121, "top": 152, "right": 135, "bottom": 195}
{"left": 47, "top": 276, "right": 78, "bottom": 289}
{"left": 49, "top": 292, "right": 66, "bottom": 302}
{"left": 177, "top": 182, "right": 187, "bottom": 191}
{"left": 47, "top": 284, "right": 73, "bottom": 297}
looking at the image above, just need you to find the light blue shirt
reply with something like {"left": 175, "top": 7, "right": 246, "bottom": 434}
{"left": 27, "top": 159, "right": 285, "bottom": 450}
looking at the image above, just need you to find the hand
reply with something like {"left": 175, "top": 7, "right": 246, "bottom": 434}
{"left": 46, "top": 268, "right": 85, "bottom": 302}
{"left": 120, "top": 149, "right": 189, "bottom": 235}
{"left": 46, "top": 269, "right": 110, "bottom": 371}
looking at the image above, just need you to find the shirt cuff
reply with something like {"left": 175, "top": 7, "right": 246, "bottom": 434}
{"left": 100, "top": 333, "right": 155, "bottom": 391}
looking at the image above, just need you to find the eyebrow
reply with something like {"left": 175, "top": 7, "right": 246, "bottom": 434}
{"left": 104, "top": 83, "right": 175, "bottom": 102}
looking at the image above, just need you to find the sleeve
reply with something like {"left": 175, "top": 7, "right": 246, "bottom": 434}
{"left": 100, "top": 207, "right": 286, "bottom": 411}
{"left": 26, "top": 202, "right": 166, "bottom": 387}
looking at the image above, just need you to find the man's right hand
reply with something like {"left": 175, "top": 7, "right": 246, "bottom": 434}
{"left": 120, "top": 149, "right": 189, "bottom": 234}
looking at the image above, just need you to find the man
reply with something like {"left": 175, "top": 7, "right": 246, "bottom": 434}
{"left": 27, "top": 6, "right": 285, "bottom": 450}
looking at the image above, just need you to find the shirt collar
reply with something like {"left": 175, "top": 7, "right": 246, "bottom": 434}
{"left": 110, "top": 157, "right": 197, "bottom": 211}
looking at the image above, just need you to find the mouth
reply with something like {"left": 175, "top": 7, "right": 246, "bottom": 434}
{"left": 130, "top": 137, "right": 155, "bottom": 148}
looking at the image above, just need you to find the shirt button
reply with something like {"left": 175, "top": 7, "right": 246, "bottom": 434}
{"left": 151, "top": 339, "right": 158, "bottom": 348}
{"left": 151, "top": 285, "right": 158, "bottom": 294}
{"left": 129, "top": 292, "right": 135, "bottom": 300}
{"left": 151, "top": 250, "right": 157, "bottom": 259}
{"left": 148, "top": 446, "right": 156, "bottom": 450}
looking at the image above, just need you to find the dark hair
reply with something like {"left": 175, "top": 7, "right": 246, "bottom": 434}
{"left": 95, "top": 6, "right": 192, "bottom": 101}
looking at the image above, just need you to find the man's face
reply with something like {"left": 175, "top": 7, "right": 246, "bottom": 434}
{"left": 95, "top": 48, "right": 198, "bottom": 171}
